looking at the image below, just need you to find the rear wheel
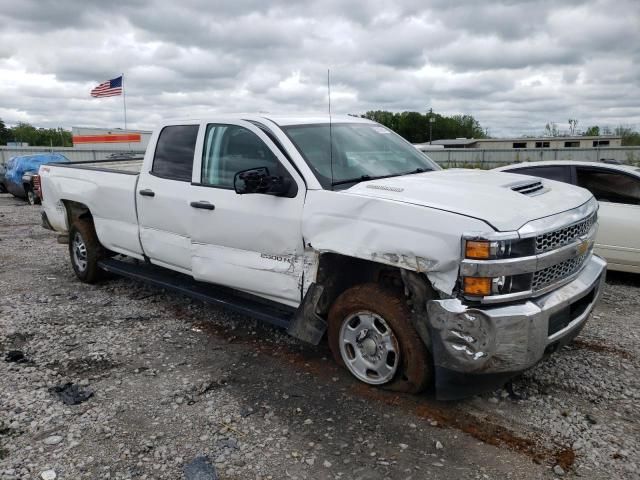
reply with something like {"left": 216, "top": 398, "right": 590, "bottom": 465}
{"left": 69, "top": 219, "right": 105, "bottom": 283}
{"left": 328, "top": 283, "right": 433, "bottom": 393}
{"left": 26, "top": 187, "right": 39, "bottom": 205}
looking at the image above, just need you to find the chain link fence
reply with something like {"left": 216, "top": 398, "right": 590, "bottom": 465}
{"left": 424, "top": 147, "right": 640, "bottom": 169}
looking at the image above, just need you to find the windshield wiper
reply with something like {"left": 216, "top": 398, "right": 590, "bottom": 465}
{"left": 332, "top": 173, "right": 396, "bottom": 186}
{"left": 331, "top": 168, "right": 431, "bottom": 187}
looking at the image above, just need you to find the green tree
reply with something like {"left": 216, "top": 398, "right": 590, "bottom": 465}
{"left": 9, "top": 122, "right": 38, "bottom": 144}
{"left": 360, "top": 110, "right": 486, "bottom": 143}
{"left": 7, "top": 122, "right": 72, "bottom": 147}
{"left": 615, "top": 126, "right": 640, "bottom": 146}
{"left": 0, "top": 118, "right": 10, "bottom": 145}
{"left": 584, "top": 125, "right": 600, "bottom": 136}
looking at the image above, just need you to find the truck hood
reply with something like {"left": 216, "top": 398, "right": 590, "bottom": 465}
{"left": 344, "top": 169, "right": 593, "bottom": 231}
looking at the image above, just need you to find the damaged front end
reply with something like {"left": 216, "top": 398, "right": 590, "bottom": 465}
{"left": 424, "top": 201, "right": 607, "bottom": 400}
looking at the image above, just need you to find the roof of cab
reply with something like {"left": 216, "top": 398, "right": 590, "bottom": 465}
{"left": 157, "top": 114, "right": 375, "bottom": 128}
{"left": 257, "top": 114, "right": 374, "bottom": 126}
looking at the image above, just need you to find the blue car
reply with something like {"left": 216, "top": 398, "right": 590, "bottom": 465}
{"left": 3, "top": 153, "right": 70, "bottom": 204}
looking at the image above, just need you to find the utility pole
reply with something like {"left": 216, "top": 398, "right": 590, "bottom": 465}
{"left": 428, "top": 108, "right": 435, "bottom": 145}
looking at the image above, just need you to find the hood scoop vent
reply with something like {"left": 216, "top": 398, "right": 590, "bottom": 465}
{"left": 511, "top": 180, "right": 546, "bottom": 196}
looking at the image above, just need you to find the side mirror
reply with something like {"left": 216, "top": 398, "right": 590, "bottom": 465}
{"left": 234, "top": 167, "right": 291, "bottom": 196}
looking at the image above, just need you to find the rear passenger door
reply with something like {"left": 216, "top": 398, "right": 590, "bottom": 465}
{"left": 137, "top": 124, "right": 200, "bottom": 273}
{"left": 575, "top": 167, "right": 640, "bottom": 270}
{"left": 189, "top": 121, "right": 306, "bottom": 306}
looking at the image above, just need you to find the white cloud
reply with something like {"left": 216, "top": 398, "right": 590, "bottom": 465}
{"left": 0, "top": 0, "right": 638, "bottom": 136}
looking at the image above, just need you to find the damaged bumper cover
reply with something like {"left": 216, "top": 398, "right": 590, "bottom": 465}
{"left": 426, "top": 254, "right": 606, "bottom": 399}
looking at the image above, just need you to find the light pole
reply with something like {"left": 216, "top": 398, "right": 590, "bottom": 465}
{"left": 428, "top": 108, "right": 435, "bottom": 145}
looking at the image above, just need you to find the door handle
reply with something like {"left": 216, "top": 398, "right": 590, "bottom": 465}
{"left": 139, "top": 189, "right": 155, "bottom": 197}
{"left": 190, "top": 201, "right": 215, "bottom": 210}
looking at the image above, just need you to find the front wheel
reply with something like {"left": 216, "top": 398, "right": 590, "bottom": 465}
{"left": 68, "top": 220, "right": 105, "bottom": 283}
{"left": 328, "top": 283, "right": 433, "bottom": 393}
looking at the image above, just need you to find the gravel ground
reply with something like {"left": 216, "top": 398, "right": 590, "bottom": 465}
{"left": 0, "top": 192, "right": 638, "bottom": 480}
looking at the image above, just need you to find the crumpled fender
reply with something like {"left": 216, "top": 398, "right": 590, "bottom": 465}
{"left": 302, "top": 189, "right": 492, "bottom": 296}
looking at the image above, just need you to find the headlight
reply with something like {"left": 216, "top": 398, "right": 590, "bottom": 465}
{"left": 464, "top": 237, "right": 535, "bottom": 260}
{"left": 464, "top": 239, "right": 513, "bottom": 259}
{"left": 462, "top": 235, "right": 535, "bottom": 299}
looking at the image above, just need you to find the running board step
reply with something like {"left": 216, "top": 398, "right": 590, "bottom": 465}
{"left": 98, "top": 258, "right": 295, "bottom": 329}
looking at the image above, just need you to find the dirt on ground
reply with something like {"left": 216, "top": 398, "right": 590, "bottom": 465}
{"left": 0, "top": 193, "right": 638, "bottom": 479}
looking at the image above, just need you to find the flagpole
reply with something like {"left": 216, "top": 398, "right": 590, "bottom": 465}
{"left": 122, "top": 73, "right": 128, "bottom": 131}
{"left": 122, "top": 73, "right": 130, "bottom": 150}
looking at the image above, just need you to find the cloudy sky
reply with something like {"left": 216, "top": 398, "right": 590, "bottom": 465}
{"left": 0, "top": 0, "right": 638, "bottom": 136}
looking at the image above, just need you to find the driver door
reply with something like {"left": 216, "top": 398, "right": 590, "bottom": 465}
{"left": 188, "top": 120, "right": 306, "bottom": 306}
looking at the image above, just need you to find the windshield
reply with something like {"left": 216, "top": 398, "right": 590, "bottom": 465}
{"left": 282, "top": 123, "right": 440, "bottom": 189}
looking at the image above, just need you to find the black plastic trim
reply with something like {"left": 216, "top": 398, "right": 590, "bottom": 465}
{"left": 98, "top": 258, "right": 295, "bottom": 329}
{"left": 148, "top": 171, "right": 191, "bottom": 182}
{"left": 190, "top": 182, "right": 235, "bottom": 190}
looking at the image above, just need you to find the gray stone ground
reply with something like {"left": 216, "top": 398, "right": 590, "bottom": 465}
{"left": 0, "top": 193, "right": 638, "bottom": 479}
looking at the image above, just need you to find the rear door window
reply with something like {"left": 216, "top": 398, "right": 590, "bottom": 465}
{"left": 151, "top": 125, "right": 199, "bottom": 181}
{"left": 509, "top": 165, "right": 571, "bottom": 184}
{"left": 576, "top": 168, "right": 640, "bottom": 205}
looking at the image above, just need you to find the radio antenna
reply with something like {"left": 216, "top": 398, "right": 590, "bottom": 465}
{"left": 328, "top": 68, "right": 334, "bottom": 190}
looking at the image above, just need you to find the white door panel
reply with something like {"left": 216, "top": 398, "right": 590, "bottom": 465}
{"left": 137, "top": 175, "right": 194, "bottom": 272}
{"left": 595, "top": 202, "right": 640, "bottom": 269}
{"left": 189, "top": 120, "right": 306, "bottom": 305}
{"left": 191, "top": 241, "right": 303, "bottom": 306}
{"left": 136, "top": 123, "right": 200, "bottom": 273}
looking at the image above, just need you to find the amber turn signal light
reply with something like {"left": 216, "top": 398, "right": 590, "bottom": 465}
{"left": 465, "top": 240, "right": 491, "bottom": 259}
{"left": 463, "top": 277, "right": 492, "bottom": 296}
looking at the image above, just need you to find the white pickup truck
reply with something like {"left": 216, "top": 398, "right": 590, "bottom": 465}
{"left": 40, "top": 115, "right": 606, "bottom": 399}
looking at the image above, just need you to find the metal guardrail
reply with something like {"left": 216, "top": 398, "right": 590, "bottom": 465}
{"left": 0, "top": 146, "right": 146, "bottom": 165}
{"left": 423, "top": 146, "right": 640, "bottom": 169}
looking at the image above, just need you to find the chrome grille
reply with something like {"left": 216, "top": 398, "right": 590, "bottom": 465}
{"left": 535, "top": 213, "right": 596, "bottom": 254}
{"left": 532, "top": 254, "right": 588, "bottom": 291}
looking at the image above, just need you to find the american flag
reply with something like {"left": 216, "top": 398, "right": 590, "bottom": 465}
{"left": 90, "top": 76, "right": 123, "bottom": 97}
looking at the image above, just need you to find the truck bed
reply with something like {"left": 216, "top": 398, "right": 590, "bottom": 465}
{"left": 41, "top": 158, "right": 145, "bottom": 257}
{"left": 50, "top": 158, "right": 144, "bottom": 175}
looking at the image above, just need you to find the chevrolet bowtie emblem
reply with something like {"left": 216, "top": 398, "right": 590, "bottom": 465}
{"left": 577, "top": 238, "right": 592, "bottom": 256}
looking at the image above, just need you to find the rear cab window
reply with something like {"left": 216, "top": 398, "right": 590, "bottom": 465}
{"left": 151, "top": 125, "right": 199, "bottom": 181}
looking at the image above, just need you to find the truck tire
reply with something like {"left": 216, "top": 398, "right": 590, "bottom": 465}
{"left": 68, "top": 219, "right": 105, "bottom": 283}
{"left": 328, "top": 283, "right": 433, "bottom": 394}
{"left": 26, "top": 187, "right": 40, "bottom": 205}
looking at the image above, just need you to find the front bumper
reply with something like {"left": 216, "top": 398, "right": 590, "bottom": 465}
{"left": 426, "top": 254, "right": 606, "bottom": 399}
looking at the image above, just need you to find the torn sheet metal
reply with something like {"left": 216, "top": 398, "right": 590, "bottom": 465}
{"left": 302, "top": 190, "right": 493, "bottom": 295}
{"left": 426, "top": 256, "right": 605, "bottom": 375}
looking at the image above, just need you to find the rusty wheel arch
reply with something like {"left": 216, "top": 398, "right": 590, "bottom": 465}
{"left": 314, "top": 253, "right": 404, "bottom": 317}
{"left": 62, "top": 200, "right": 93, "bottom": 228}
